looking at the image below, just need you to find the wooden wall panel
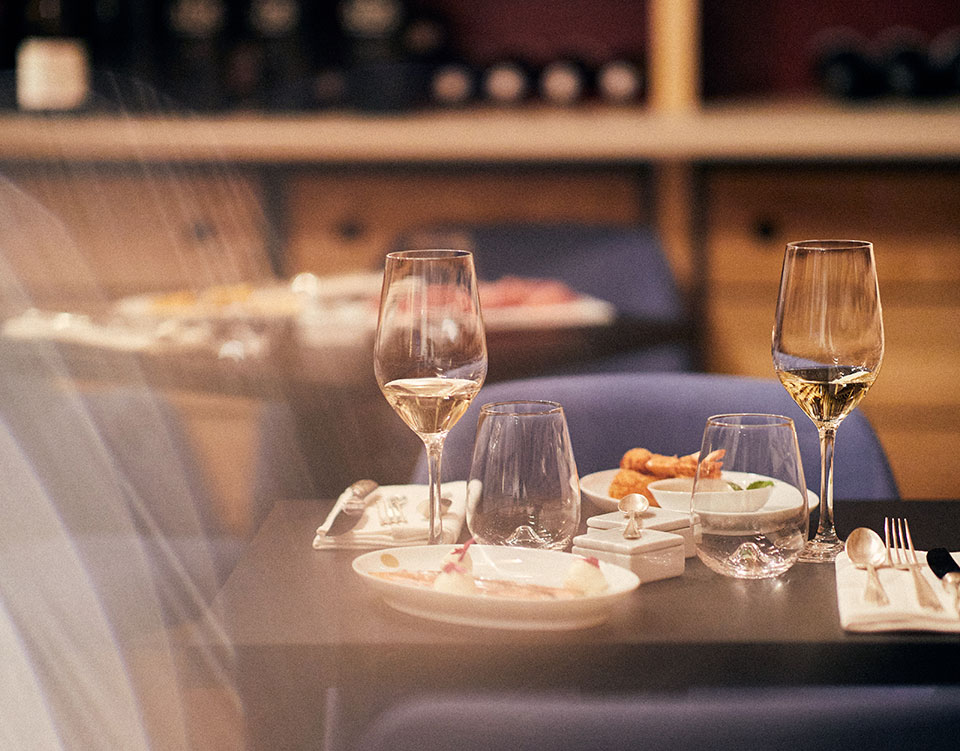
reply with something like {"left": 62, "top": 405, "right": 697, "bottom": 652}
{"left": 283, "top": 168, "right": 647, "bottom": 277}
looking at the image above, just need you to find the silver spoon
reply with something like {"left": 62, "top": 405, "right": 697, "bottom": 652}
{"left": 846, "top": 527, "right": 890, "bottom": 607}
{"left": 618, "top": 493, "right": 649, "bottom": 540}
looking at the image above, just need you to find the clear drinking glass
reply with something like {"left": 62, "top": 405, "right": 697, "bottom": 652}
{"left": 374, "top": 250, "right": 487, "bottom": 544}
{"left": 693, "top": 413, "right": 810, "bottom": 579}
{"left": 466, "top": 401, "right": 581, "bottom": 550}
{"left": 772, "top": 240, "right": 884, "bottom": 563}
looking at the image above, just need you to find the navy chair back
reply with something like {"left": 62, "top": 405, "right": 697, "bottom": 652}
{"left": 357, "top": 687, "right": 960, "bottom": 751}
{"left": 413, "top": 372, "right": 899, "bottom": 501}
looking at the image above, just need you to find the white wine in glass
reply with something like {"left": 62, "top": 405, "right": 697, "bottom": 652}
{"left": 772, "top": 240, "right": 884, "bottom": 563}
{"left": 374, "top": 250, "right": 487, "bottom": 544}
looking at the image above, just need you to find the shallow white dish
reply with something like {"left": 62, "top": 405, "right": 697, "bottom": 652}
{"left": 579, "top": 469, "right": 817, "bottom": 514}
{"left": 352, "top": 544, "right": 639, "bottom": 630}
{"left": 650, "top": 473, "right": 773, "bottom": 512}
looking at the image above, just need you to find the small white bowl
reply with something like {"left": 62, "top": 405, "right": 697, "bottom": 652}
{"left": 649, "top": 475, "right": 774, "bottom": 513}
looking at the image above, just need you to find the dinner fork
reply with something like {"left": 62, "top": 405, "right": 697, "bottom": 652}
{"left": 377, "top": 496, "right": 406, "bottom": 527}
{"left": 885, "top": 517, "right": 943, "bottom": 612}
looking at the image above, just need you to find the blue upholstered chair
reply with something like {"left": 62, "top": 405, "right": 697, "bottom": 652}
{"left": 413, "top": 372, "right": 899, "bottom": 501}
{"left": 400, "top": 222, "right": 697, "bottom": 373}
{"left": 357, "top": 687, "right": 960, "bottom": 751}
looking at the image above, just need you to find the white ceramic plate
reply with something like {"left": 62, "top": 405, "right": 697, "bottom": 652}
{"left": 353, "top": 544, "right": 639, "bottom": 630}
{"left": 579, "top": 469, "right": 818, "bottom": 514}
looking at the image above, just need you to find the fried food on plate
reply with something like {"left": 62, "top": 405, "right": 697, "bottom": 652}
{"left": 609, "top": 447, "right": 725, "bottom": 506}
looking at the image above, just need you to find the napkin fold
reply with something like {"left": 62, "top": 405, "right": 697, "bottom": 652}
{"left": 312, "top": 482, "right": 468, "bottom": 550}
{"left": 835, "top": 549, "right": 960, "bottom": 633}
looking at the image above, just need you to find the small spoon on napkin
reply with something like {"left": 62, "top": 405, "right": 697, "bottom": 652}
{"left": 619, "top": 493, "right": 649, "bottom": 540}
{"left": 847, "top": 527, "right": 890, "bottom": 607}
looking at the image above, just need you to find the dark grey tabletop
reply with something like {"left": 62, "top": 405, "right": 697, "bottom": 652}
{"left": 201, "top": 498, "right": 960, "bottom": 749}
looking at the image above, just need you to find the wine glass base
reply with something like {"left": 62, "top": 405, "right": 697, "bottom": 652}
{"left": 798, "top": 537, "right": 844, "bottom": 563}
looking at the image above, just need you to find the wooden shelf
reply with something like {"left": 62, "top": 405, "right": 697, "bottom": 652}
{"left": 1, "top": 100, "right": 959, "bottom": 165}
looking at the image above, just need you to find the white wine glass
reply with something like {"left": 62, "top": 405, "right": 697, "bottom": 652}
{"left": 374, "top": 249, "right": 487, "bottom": 544}
{"left": 772, "top": 240, "right": 884, "bottom": 563}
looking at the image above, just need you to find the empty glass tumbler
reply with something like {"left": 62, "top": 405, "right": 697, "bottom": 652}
{"left": 693, "top": 413, "right": 810, "bottom": 579}
{"left": 466, "top": 401, "right": 580, "bottom": 550}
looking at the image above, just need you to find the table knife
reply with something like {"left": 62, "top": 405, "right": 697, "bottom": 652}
{"left": 925, "top": 547, "right": 960, "bottom": 615}
{"left": 325, "top": 479, "right": 379, "bottom": 536}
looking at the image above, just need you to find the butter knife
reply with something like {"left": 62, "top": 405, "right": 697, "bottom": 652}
{"left": 926, "top": 548, "right": 960, "bottom": 616}
{"left": 324, "top": 479, "right": 379, "bottom": 536}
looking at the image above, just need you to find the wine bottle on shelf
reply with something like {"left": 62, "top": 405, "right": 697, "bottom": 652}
{"left": 429, "top": 60, "right": 477, "bottom": 107}
{"left": 481, "top": 59, "right": 533, "bottom": 105}
{"left": 809, "top": 28, "right": 883, "bottom": 100}
{"left": 244, "top": 0, "right": 310, "bottom": 110}
{"left": 400, "top": 9, "right": 451, "bottom": 64}
{"left": 337, "top": 0, "right": 405, "bottom": 64}
{"left": 16, "top": 0, "right": 91, "bottom": 111}
{"left": 161, "top": 0, "right": 229, "bottom": 111}
{"left": 87, "top": 0, "right": 161, "bottom": 110}
{"left": 877, "top": 27, "right": 935, "bottom": 99}
{"left": 928, "top": 27, "right": 960, "bottom": 98}
{"left": 596, "top": 58, "right": 644, "bottom": 104}
{"left": 300, "top": 4, "right": 347, "bottom": 109}
{"left": 337, "top": 0, "right": 432, "bottom": 112}
{"left": 538, "top": 58, "right": 593, "bottom": 106}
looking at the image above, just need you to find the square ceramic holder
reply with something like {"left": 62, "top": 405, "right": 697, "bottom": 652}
{"left": 586, "top": 506, "right": 700, "bottom": 558}
{"left": 572, "top": 526, "right": 685, "bottom": 583}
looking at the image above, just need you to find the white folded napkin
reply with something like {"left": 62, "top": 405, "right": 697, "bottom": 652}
{"left": 835, "top": 549, "right": 960, "bottom": 633}
{"left": 312, "top": 482, "right": 468, "bottom": 550}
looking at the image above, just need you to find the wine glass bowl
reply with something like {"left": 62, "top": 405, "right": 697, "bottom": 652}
{"left": 374, "top": 249, "right": 487, "bottom": 544}
{"left": 772, "top": 240, "right": 884, "bottom": 562}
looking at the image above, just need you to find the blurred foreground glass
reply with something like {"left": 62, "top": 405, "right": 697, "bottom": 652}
{"left": 694, "top": 414, "right": 810, "bottom": 579}
{"left": 374, "top": 250, "right": 487, "bottom": 544}
{"left": 467, "top": 401, "right": 580, "bottom": 550}
{"left": 772, "top": 240, "right": 884, "bottom": 563}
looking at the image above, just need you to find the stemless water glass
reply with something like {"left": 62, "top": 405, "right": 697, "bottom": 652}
{"left": 772, "top": 239, "right": 884, "bottom": 563}
{"left": 374, "top": 250, "right": 487, "bottom": 544}
{"left": 693, "top": 414, "right": 810, "bottom": 579}
{"left": 466, "top": 401, "right": 580, "bottom": 550}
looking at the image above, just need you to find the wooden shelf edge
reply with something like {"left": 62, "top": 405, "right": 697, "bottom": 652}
{"left": 1, "top": 101, "right": 959, "bottom": 164}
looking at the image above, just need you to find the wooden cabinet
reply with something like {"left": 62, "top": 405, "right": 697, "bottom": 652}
{"left": 704, "top": 165, "right": 960, "bottom": 498}
{"left": 0, "top": 165, "right": 271, "bottom": 310}
{"left": 282, "top": 167, "right": 647, "bottom": 276}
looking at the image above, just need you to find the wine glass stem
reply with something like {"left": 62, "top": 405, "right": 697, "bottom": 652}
{"left": 815, "top": 425, "right": 838, "bottom": 544}
{"left": 423, "top": 434, "right": 445, "bottom": 545}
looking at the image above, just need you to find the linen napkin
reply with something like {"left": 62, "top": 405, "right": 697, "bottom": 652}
{"left": 312, "top": 482, "right": 468, "bottom": 550}
{"left": 835, "top": 549, "right": 960, "bottom": 633}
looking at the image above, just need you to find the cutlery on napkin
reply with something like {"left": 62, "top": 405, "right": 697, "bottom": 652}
{"left": 325, "top": 479, "right": 379, "bottom": 536}
{"left": 835, "top": 549, "right": 960, "bottom": 633}
{"left": 313, "top": 482, "right": 467, "bottom": 550}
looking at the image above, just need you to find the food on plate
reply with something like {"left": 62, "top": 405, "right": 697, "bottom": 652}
{"left": 433, "top": 561, "right": 478, "bottom": 595}
{"left": 608, "top": 468, "right": 658, "bottom": 504}
{"left": 608, "top": 447, "right": 725, "bottom": 505}
{"left": 619, "top": 447, "right": 653, "bottom": 472}
{"left": 563, "top": 555, "right": 609, "bottom": 595}
{"left": 478, "top": 276, "right": 579, "bottom": 308}
{"left": 443, "top": 539, "right": 474, "bottom": 572}
{"left": 369, "top": 569, "right": 585, "bottom": 600}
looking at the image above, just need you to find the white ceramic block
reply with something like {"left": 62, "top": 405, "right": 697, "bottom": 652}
{"left": 572, "top": 527, "right": 685, "bottom": 583}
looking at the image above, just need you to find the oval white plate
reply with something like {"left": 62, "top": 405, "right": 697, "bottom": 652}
{"left": 579, "top": 469, "right": 818, "bottom": 514}
{"left": 353, "top": 544, "right": 639, "bottom": 631}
